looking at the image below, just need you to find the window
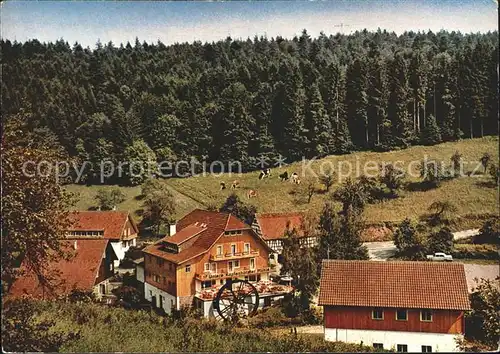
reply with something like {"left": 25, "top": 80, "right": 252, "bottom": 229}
{"left": 373, "top": 343, "right": 384, "bottom": 350}
{"left": 249, "top": 275, "right": 257, "bottom": 282}
{"left": 250, "top": 258, "right": 256, "bottom": 270}
{"left": 202, "top": 280, "right": 212, "bottom": 289}
{"left": 396, "top": 309, "right": 408, "bottom": 321}
{"left": 420, "top": 310, "right": 433, "bottom": 322}
{"left": 228, "top": 260, "right": 240, "bottom": 272}
{"left": 396, "top": 344, "right": 408, "bottom": 352}
{"left": 210, "top": 262, "right": 217, "bottom": 272}
{"left": 153, "top": 274, "right": 160, "bottom": 282}
{"left": 230, "top": 244, "right": 237, "bottom": 254}
{"left": 244, "top": 243, "right": 250, "bottom": 254}
{"left": 204, "top": 263, "right": 210, "bottom": 272}
{"left": 372, "top": 309, "right": 384, "bottom": 320}
{"left": 421, "top": 345, "right": 432, "bottom": 353}
{"left": 216, "top": 245, "right": 223, "bottom": 255}
{"left": 185, "top": 265, "right": 191, "bottom": 272}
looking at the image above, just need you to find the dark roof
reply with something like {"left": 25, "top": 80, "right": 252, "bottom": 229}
{"left": 9, "top": 239, "right": 110, "bottom": 299}
{"left": 144, "top": 209, "right": 268, "bottom": 264}
{"left": 254, "top": 212, "right": 304, "bottom": 240}
{"left": 68, "top": 211, "right": 138, "bottom": 240}
{"left": 318, "top": 260, "right": 471, "bottom": 311}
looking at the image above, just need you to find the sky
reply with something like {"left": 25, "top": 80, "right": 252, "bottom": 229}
{"left": 1, "top": 0, "right": 498, "bottom": 47}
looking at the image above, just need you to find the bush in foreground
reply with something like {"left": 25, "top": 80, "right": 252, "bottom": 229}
{"left": 3, "top": 300, "right": 385, "bottom": 352}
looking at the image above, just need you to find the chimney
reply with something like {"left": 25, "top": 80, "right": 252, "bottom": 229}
{"left": 73, "top": 240, "right": 78, "bottom": 250}
{"left": 169, "top": 223, "right": 177, "bottom": 236}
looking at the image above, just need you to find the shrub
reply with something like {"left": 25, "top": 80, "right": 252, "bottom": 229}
{"left": 465, "top": 278, "right": 500, "bottom": 349}
{"left": 452, "top": 244, "right": 498, "bottom": 259}
{"left": 247, "top": 307, "right": 291, "bottom": 328}
{"left": 427, "top": 227, "right": 454, "bottom": 254}
{"left": 2, "top": 298, "right": 80, "bottom": 352}
{"left": 112, "top": 285, "right": 143, "bottom": 307}
{"left": 67, "top": 289, "right": 96, "bottom": 303}
{"left": 474, "top": 219, "right": 500, "bottom": 244}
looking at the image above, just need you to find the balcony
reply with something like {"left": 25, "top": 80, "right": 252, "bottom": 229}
{"left": 196, "top": 280, "right": 294, "bottom": 301}
{"left": 210, "top": 249, "right": 259, "bottom": 261}
{"left": 195, "top": 266, "right": 271, "bottom": 281}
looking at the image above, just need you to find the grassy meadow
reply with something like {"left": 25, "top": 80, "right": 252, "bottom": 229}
{"left": 65, "top": 137, "right": 499, "bottom": 230}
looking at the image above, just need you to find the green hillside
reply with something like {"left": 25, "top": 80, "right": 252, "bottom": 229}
{"left": 66, "top": 137, "right": 499, "bottom": 230}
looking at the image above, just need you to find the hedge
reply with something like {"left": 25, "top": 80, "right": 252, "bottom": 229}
{"left": 452, "top": 244, "right": 499, "bottom": 259}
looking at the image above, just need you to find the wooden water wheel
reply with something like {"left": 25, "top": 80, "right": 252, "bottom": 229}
{"left": 213, "top": 279, "right": 259, "bottom": 321}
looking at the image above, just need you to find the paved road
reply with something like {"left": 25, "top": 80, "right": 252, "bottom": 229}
{"left": 364, "top": 229, "right": 481, "bottom": 261}
{"left": 463, "top": 264, "right": 499, "bottom": 291}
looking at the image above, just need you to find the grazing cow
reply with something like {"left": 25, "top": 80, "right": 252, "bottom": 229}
{"left": 231, "top": 180, "right": 240, "bottom": 189}
{"left": 247, "top": 189, "right": 257, "bottom": 198}
{"left": 279, "top": 171, "right": 289, "bottom": 181}
{"left": 295, "top": 178, "right": 301, "bottom": 185}
{"left": 291, "top": 172, "right": 299, "bottom": 184}
{"left": 258, "top": 168, "right": 272, "bottom": 180}
{"left": 220, "top": 181, "right": 226, "bottom": 190}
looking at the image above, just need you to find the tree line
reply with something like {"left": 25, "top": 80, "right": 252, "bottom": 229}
{"left": 2, "top": 29, "right": 498, "bottom": 184}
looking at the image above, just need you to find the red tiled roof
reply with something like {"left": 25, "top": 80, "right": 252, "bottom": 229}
{"left": 255, "top": 212, "right": 304, "bottom": 240}
{"left": 144, "top": 209, "right": 267, "bottom": 264}
{"left": 9, "top": 239, "right": 109, "bottom": 299}
{"left": 318, "top": 260, "right": 471, "bottom": 311}
{"left": 226, "top": 214, "right": 248, "bottom": 230}
{"left": 68, "top": 211, "right": 137, "bottom": 240}
{"left": 167, "top": 224, "right": 207, "bottom": 245}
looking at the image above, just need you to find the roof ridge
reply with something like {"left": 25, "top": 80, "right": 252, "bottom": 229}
{"left": 257, "top": 211, "right": 305, "bottom": 217}
{"left": 322, "top": 259, "right": 464, "bottom": 266}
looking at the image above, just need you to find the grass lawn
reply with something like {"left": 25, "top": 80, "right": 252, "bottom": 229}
{"left": 65, "top": 137, "right": 499, "bottom": 229}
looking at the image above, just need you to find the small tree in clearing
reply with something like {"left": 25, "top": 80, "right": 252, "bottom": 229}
{"left": 319, "top": 167, "right": 336, "bottom": 192}
{"left": 480, "top": 152, "right": 491, "bottom": 173}
{"left": 280, "top": 225, "right": 318, "bottom": 314}
{"left": 427, "top": 200, "right": 458, "bottom": 225}
{"left": 332, "top": 178, "right": 368, "bottom": 216}
{"left": 379, "top": 163, "right": 405, "bottom": 197}
{"left": 219, "top": 193, "right": 257, "bottom": 225}
{"left": 393, "top": 218, "right": 426, "bottom": 260}
{"left": 419, "top": 159, "right": 445, "bottom": 187}
{"left": 427, "top": 226, "right": 454, "bottom": 254}
{"left": 450, "top": 150, "right": 463, "bottom": 177}
{"left": 95, "top": 188, "right": 126, "bottom": 210}
{"left": 142, "top": 180, "right": 176, "bottom": 236}
{"left": 488, "top": 164, "right": 499, "bottom": 186}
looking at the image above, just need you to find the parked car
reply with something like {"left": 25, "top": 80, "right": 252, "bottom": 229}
{"left": 426, "top": 252, "right": 453, "bottom": 261}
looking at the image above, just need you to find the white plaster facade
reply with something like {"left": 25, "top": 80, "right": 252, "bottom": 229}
{"left": 135, "top": 263, "right": 144, "bottom": 283}
{"left": 110, "top": 239, "right": 136, "bottom": 267}
{"left": 324, "top": 328, "right": 462, "bottom": 352}
{"left": 144, "top": 282, "right": 178, "bottom": 314}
